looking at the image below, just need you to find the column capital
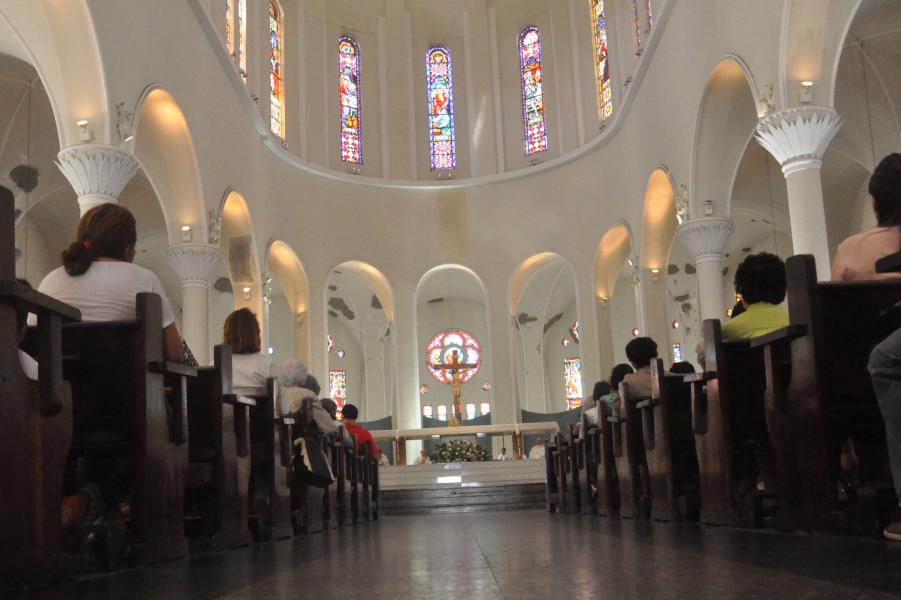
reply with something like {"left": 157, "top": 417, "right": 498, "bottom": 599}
{"left": 56, "top": 144, "right": 140, "bottom": 214}
{"left": 166, "top": 243, "right": 223, "bottom": 288}
{"left": 676, "top": 217, "right": 735, "bottom": 264}
{"left": 755, "top": 106, "right": 841, "bottom": 176}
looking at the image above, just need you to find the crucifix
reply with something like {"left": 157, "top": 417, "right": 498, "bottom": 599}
{"left": 432, "top": 349, "right": 477, "bottom": 427}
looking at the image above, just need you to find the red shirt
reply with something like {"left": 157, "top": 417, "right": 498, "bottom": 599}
{"left": 344, "top": 422, "right": 379, "bottom": 459}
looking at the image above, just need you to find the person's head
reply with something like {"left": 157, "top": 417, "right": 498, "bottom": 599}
{"left": 670, "top": 361, "right": 696, "bottom": 375}
{"left": 343, "top": 403, "right": 359, "bottom": 423}
{"left": 501, "top": 447, "right": 507, "bottom": 454}
{"left": 734, "top": 252, "right": 786, "bottom": 306}
{"left": 15, "top": 278, "right": 31, "bottom": 343}
{"left": 625, "top": 337, "right": 658, "bottom": 369}
{"left": 304, "top": 374, "right": 321, "bottom": 396}
{"left": 695, "top": 341, "right": 707, "bottom": 371}
{"left": 535, "top": 438, "right": 544, "bottom": 446}
{"left": 730, "top": 300, "right": 746, "bottom": 319}
{"left": 870, "top": 153, "right": 901, "bottom": 228}
{"left": 223, "top": 308, "right": 261, "bottom": 354}
{"left": 610, "top": 363, "right": 634, "bottom": 390}
{"left": 320, "top": 397, "right": 338, "bottom": 420}
{"left": 592, "top": 380, "right": 612, "bottom": 401}
{"left": 275, "top": 358, "right": 308, "bottom": 388}
{"left": 62, "top": 203, "right": 137, "bottom": 276}
{"left": 420, "top": 449, "right": 428, "bottom": 456}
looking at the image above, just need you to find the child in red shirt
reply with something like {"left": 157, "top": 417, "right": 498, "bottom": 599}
{"left": 342, "top": 404, "right": 379, "bottom": 459}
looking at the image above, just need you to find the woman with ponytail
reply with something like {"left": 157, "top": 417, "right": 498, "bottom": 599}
{"left": 35, "top": 203, "right": 183, "bottom": 361}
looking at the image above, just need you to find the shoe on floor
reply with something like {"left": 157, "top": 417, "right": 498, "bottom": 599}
{"left": 884, "top": 521, "right": 901, "bottom": 542}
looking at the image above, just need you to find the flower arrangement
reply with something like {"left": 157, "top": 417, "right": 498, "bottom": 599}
{"left": 429, "top": 439, "right": 490, "bottom": 463}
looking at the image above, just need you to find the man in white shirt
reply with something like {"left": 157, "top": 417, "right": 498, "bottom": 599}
{"left": 377, "top": 450, "right": 391, "bottom": 467}
{"left": 528, "top": 438, "right": 546, "bottom": 460}
{"left": 15, "top": 279, "right": 38, "bottom": 381}
{"left": 496, "top": 447, "right": 513, "bottom": 461}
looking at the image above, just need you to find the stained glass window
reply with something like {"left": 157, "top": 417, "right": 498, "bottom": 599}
{"left": 269, "top": 1, "right": 284, "bottom": 138}
{"left": 646, "top": 0, "right": 654, "bottom": 32}
{"left": 518, "top": 26, "right": 548, "bottom": 155}
{"left": 329, "top": 369, "right": 347, "bottom": 413}
{"left": 631, "top": 0, "right": 642, "bottom": 51}
{"left": 480, "top": 402, "right": 490, "bottom": 416}
{"left": 466, "top": 403, "right": 476, "bottom": 420}
{"left": 569, "top": 320, "right": 580, "bottom": 343}
{"left": 589, "top": 0, "right": 613, "bottom": 121}
{"left": 672, "top": 343, "right": 682, "bottom": 363}
{"left": 237, "top": 0, "right": 247, "bottom": 82}
{"left": 564, "top": 358, "right": 584, "bottom": 410}
{"left": 437, "top": 404, "right": 448, "bottom": 421}
{"left": 422, "top": 405, "right": 433, "bottom": 418}
{"left": 426, "top": 330, "right": 480, "bottom": 384}
{"left": 339, "top": 36, "right": 362, "bottom": 164}
{"left": 225, "top": 0, "right": 233, "bottom": 54}
{"left": 426, "top": 47, "right": 456, "bottom": 171}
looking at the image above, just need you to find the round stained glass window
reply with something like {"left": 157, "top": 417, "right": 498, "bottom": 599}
{"left": 426, "top": 329, "right": 481, "bottom": 384}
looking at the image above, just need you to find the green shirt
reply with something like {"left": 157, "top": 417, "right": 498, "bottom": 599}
{"left": 721, "top": 302, "right": 789, "bottom": 341}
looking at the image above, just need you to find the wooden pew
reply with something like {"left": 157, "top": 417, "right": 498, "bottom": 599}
{"left": 551, "top": 432, "right": 569, "bottom": 513}
{"left": 565, "top": 430, "right": 582, "bottom": 515}
{"left": 291, "top": 396, "right": 330, "bottom": 534}
{"left": 610, "top": 383, "right": 651, "bottom": 519}
{"left": 247, "top": 379, "right": 295, "bottom": 541}
{"left": 752, "top": 254, "right": 901, "bottom": 534}
{"left": 544, "top": 435, "right": 559, "bottom": 513}
{"left": 686, "top": 319, "right": 775, "bottom": 528}
{"left": 596, "top": 402, "right": 620, "bottom": 517}
{"left": 183, "top": 344, "right": 254, "bottom": 550}
{"left": 346, "top": 435, "right": 361, "bottom": 524}
{"left": 370, "top": 452, "right": 380, "bottom": 521}
{"left": 21, "top": 293, "right": 192, "bottom": 566}
{"left": 579, "top": 414, "right": 599, "bottom": 515}
{"left": 332, "top": 425, "right": 349, "bottom": 525}
{"left": 360, "top": 446, "right": 373, "bottom": 523}
{"left": 0, "top": 187, "right": 81, "bottom": 588}
{"left": 640, "top": 359, "right": 700, "bottom": 522}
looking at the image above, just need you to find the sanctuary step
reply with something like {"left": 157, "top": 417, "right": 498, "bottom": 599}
{"left": 378, "top": 461, "right": 547, "bottom": 515}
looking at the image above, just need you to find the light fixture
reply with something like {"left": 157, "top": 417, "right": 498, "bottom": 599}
{"left": 295, "top": 312, "right": 305, "bottom": 325}
{"left": 181, "top": 224, "right": 192, "bottom": 242}
{"left": 419, "top": 384, "right": 430, "bottom": 395}
{"left": 649, "top": 268, "right": 661, "bottom": 283}
{"left": 631, "top": 327, "right": 640, "bottom": 337}
{"left": 481, "top": 382, "right": 491, "bottom": 391}
{"left": 267, "top": 347, "right": 276, "bottom": 356}
{"left": 242, "top": 286, "right": 251, "bottom": 300}
{"left": 337, "top": 349, "right": 346, "bottom": 358}
{"left": 800, "top": 80, "right": 814, "bottom": 104}
{"left": 598, "top": 296, "right": 609, "bottom": 308}
{"left": 76, "top": 119, "right": 92, "bottom": 142}
{"left": 672, "top": 320, "right": 681, "bottom": 329}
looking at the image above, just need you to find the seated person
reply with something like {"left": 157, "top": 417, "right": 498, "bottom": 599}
{"left": 669, "top": 361, "right": 696, "bottom": 375}
{"left": 223, "top": 308, "right": 271, "bottom": 394}
{"left": 416, "top": 449, "right": 431, "bottom": 465}
{"left": 599, "top": 364, "right": 634, "bottom": 410}
{"left": 721, "top": 252, "right": 789, "bottom": 341}
{"left": 33, "top": 203, "right": 182, "bottom": 362}
{"left": 275, "top": 359, "right": 336, "bottom": 434}
{"left": 582, "top": 381, "right": 612, "bottom": 427}
{"left": 15, "top": 279, "right": 38, "bottom": 381}
{"left": 496, "top": 447, "right": 512, "bottom": 461}
{"left": 528, "top": 438, "right": 546, "bottom": 461}
{"left": 341, "top": 403, "right": 379, "bottom": 459}
{"left": 377, "top": 450, "right": 391, "bottom": 467}
{"left": 832, "top": 153, "right": 901, "bottom": 282}
{"left": 622, "top": 337, "right": 658, "bottom": 399}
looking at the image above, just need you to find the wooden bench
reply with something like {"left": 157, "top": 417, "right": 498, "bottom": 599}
{"left": 0, "top": 188, "right": 81, "bottom": 588}
{"left": 544, "top": 435, "right": 559, "bottom": 513}
{"left": 183, "top": 344, "right": 254, "bottom": 550}
{"left": 640, "top": 359, "right": 700, "bottom": 522}
{"left": 610, "top": 383, "right": 651, "bottom": 519}
{"left": 752, "top": 254, "right": 901, "bottom": 534}
{"left": 579, "top": 414, "right": 599, "bottom": 515}
{"left": 596, "top": 403, "right": 620, "bottom": 517}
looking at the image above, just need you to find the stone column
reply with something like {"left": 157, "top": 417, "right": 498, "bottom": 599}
{"left": 755, "top": 107, "right": 841, "bottom": 280}
{"left": 166, "top": 243, "right": 223, "bottom": 365}
{"left": 56, "top": 144, "right": 140, "bottom": 216}
{"left": 676, "top": 217, "right": 735, "bottom": 322}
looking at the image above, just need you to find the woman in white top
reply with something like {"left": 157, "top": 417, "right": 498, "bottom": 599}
{"left": 223, "top": 308, "right": 272, "bottom": 394}
{"left": 35, "top": 203, "right": 183, "bottom": 362}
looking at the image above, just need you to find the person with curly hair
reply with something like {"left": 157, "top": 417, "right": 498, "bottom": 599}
{"left": 721, "top": 252, "right": 788, "bottom": 342}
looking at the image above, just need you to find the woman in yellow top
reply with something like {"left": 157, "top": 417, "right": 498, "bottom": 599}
{"left": 721, "top": 252, "right": 789, "bottom": 342}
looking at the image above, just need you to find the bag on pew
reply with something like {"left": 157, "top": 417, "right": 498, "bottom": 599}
{"left": 293, "top": 435, "right": 334, "bottom": 488}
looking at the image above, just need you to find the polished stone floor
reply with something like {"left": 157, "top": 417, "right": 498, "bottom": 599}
{"left": 26, "top": 511, "right": 901, "bottom": 599}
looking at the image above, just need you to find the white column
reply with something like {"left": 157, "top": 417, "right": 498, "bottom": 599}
{"left": 676, "top": 217, "right": 735, "bottom": 322}
{"left": 755, "top": 107, "right": 841, "bottom": 280}
{"left": 166, "top": 243, "right": 223, "bottom": 365}
{"left": 56, "top": 144, "right": 140, "bottom": 216}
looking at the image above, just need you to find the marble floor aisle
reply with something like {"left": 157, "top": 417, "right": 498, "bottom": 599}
{"left": 24, "top": 511, "right": 901, "bottom": 599}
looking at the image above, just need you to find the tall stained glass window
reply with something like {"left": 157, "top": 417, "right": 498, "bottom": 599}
{"left": 237, "top": 0, "right": 247, "bottom": 82}
{"left": 225, "top": 0, "right": 233, "bottom": 54}
{"left": 269, "top": 1, "right": 284, "bottom": 138}
{"left": 646, "top": 0, "right": 654, "bottom": 32}
{"left": 426, "top": 46, "right": 456, "bottom": 171}
{"left": 564, "top": 358, "right": 584, "bottom": 410}
{"left": 329, "top": 369, "right": 347, "bottom": 413}
{"left": 518, "top": 26, "right": 548, "bottom": 156}
{"left": 589, "top": 0, "right": 613, "bottom": 121}
{"left": 339, "top": 36, "right": 362, "bottom": 164}
{"left": 631, "top": 0, "right": 642, "bottom": 51}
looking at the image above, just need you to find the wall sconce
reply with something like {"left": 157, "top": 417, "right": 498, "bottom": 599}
{"left": 337, "top": 350, "right": 346, "bottom": 358}
{"left": 181, "top": 225, "right": 192, "bottom": 242}
{"left": 242, "top": 286, "right": 252, "bottom": 300}
{"left": 703, "top": 199, "right": 714, "bottom": 216}
{"left": 649, "top": 268, "right": 661, "bottom": 283}
{"left": 295, "top": 312, "right": 305, "bottom": 325}
{"left": 672, "top": 320, "right": 681, "bottom": 329}
{"left": 598, "top": 296, "right": 609, "bottom": 308}
{"left": 800, "top": 81, "right": 814, "bottom": 104}
{"left": 77, "top": 119, "right": 92, "bottom": 142}
{"left": 631, "top": 327, "right": 640, "bottom": 337}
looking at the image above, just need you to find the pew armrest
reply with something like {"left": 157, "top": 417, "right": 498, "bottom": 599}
{"left": 148, "top": 361, "right": 198, "bottom": 378}
{"left": 749, "top": 324, "right": 807, "bottom": 349}
{"left": 224, "top": 393, "right": 258, "bottom": 407}
{"left": 0, "top": 280, "right": 81, "bottom": 322}
{"left": 682, "top": 372, "right": 714, "bottom": 384}
{"left": 876, "top": 251, "right": 901, "bottom": 274}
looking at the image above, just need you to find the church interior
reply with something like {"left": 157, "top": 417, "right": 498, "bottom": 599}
{"left": 2, "top": 0, "right": 901, "bottom": 597}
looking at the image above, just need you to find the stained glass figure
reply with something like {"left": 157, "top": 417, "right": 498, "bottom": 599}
{"left": 426, "top": 47, "right": 456, "bottom": 170}
{"left": 564, "top": 357, "right": 584, "bottom": 410}
{"left": 339, "top": 36, "right": 362, "bottom": 163}
{"left": 631, "top": 0, "right": 642, "bottom": 51}
{"left": 426, "top": 329, "right": 480, "bottom": 384}
{"left": 589, "top": 0, "right": 613, "bottom": 121}
{"left": 518, "top": 26, "right": 548, "bottom": 155}
{"left": 225, "top": 0, "right": 233, "bottom": 54}
{"left": 646, "top": 0, "right": 654, "bottom": 32}
{"left": 329, "top": 369, "right": 347, "bottom": 412}
{"left": 569, "top": 320, "right": 580, "bottom": 343}
{"left": 237, "top": 0, "right": 247, "bottom": 82}
{"left": 269, "top": 1, "right": 284, "bottom": 138}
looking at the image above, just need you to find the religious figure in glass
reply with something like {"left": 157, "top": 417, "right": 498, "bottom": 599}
{"left": 339, "top": 36, "right": 362, "bottom": 164}
{"left": 519, "top": 26, "right": 548, "bottom": 156}
{"left": 426, "top": 47, "right": 456, "bottom": 170}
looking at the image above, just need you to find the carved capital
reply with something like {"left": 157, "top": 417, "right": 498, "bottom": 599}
{"left": 166, "top": 243, "right": 223, "bottom": 288}
{"left": 56, "top": 144, "right": 140, "bottom": 213}
{"left": 676, "top": 217, "right": 734, "bottom": 264}
{"left": 755, "top": 107, "right": 841, "bottom": 176}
